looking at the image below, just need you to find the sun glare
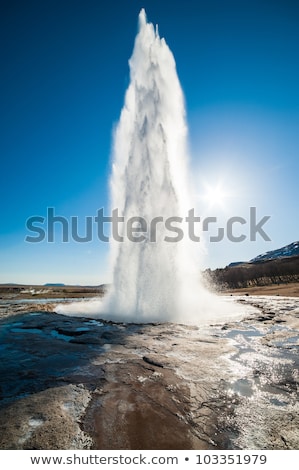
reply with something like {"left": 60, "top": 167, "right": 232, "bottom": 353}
{"left": 202, "top": 183, "right": 230, "bottom": 208}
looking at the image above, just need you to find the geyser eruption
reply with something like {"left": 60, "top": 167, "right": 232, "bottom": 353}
{"left": 103, "top": 9, "right": 217, "bottom": 323}
{"left": 56, "top": 10, "right": 242, "bottom": 324}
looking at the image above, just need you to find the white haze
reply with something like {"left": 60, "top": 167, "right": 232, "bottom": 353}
{"left": 56, "top": 10, "right": 243, "bottom": 324}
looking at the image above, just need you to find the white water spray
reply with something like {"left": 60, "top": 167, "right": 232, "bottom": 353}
{"left": 102, "top": 9, "right": 224, "bottom": 323}
{"left": 57, "top": 10, "right": 242, "bottom": 324}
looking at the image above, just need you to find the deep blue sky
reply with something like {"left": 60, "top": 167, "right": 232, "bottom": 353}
{"left": 1, "top": 0, "right": 298, "bottom": 284}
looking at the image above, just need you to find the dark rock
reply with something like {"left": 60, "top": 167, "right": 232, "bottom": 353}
{"left": 142, "top": 356, "right": 164, "bottom": 368}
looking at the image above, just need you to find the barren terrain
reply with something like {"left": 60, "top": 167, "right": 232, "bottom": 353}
{"left": 0, "top": 287, "right": 298, "bottom": 450}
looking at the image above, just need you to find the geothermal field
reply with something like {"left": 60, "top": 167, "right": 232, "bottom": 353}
{"left": 0, "top": 290, "right": 299, "bottom": 449}
{"left": 1, "top": 10, "right": 298, "bottom": 452}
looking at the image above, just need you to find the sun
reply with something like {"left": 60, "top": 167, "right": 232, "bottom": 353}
{"left": 202, "top": 182, "right": 230, "bottom": 208}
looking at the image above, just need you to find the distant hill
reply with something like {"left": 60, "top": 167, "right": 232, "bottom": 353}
{"left": 0, "top": 283, "right": 22, "bottom": 286}
{"left": 249, "top": 241, "right": 299, "bottom": 263}
{"left": 227, "top": 261, "right": 245, "bottom": 268}
{"left": 44, "top": 283, "right": 65, "bottom": 287}
{"left": 205, "top": 241, "right": 299, "bottom": 290}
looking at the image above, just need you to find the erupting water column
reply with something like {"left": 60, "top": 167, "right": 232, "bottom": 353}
{"left": 104, "top": 9, "right": 216, "bottom": 323}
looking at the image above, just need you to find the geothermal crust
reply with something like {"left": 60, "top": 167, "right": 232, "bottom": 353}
{"left": 0, "top": 295, "right": 298, "bottom": 450}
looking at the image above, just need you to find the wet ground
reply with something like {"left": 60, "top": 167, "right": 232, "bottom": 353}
{"left": 219, "top": 296, "right": 299, "bottom": 449}
{"left": 0, "top": 296, "right": 298, "bottom": 449}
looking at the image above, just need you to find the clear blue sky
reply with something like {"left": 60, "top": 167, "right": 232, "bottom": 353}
{"left": 1, "top": 0, "right": 298, "bottom": 284}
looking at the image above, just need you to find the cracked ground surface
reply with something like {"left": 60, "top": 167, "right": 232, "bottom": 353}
{"left": 0, "top": 295, "right": 298, "bottom": 449}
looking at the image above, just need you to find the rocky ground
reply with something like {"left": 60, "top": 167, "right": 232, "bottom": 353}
{"left": 0, "top": 294, "right": 298, "bottom": 450}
